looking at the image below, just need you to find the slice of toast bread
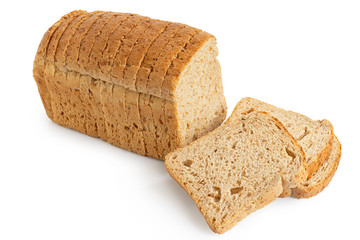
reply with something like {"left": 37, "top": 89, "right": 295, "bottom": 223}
{"left": 291, "top": 135, "right": 341, "bottom": 198}
{"left": 227, "top": 97, "right": 334, "bottom": 180}
{"left": 165, "top": 111, "right": 307, "bottom": 233}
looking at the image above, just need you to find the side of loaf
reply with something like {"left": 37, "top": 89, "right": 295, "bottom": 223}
{"left": 165, "top": 111, "right": 307, "bottom": 234}
{"left": 33, "top": 10, "right": 227, "bottom": 159}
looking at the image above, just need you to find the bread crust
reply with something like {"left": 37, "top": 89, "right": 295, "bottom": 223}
{"left": 55, "top": 12, "right": 88, "bottom": 72}
{"left": 98, "top": 14, "right": 136, "bottom": 81}
{"left": 33, "top": 11, "right": 70, "bottom": 119}
{"left": 45, "top": 12, "right": 86, "bottom": 127}
{"left": 111, "top": 84, "right": 128, "bottom": 148}
{"left": 136, "top": 22, "right": 183, "bottom": 93}
{"left": 139, "top": 93, "right": 158, "bottom": 158}
{"left": 147, "top": 26, "right": 200, "bottom": 97}
{"left": 34, "top": 10, "right": 225, "bottom": 159}
{"left": 87, "top": 13, "right": 127, "bottom": 79}
{"left": 66, "top": 11, "right": 104, "bottom": 72}
{"left": 111, "top": 16, "right": 151, "bottom": 86}
{"left": 79, "top": 12, "right": 115, "bottom": 75}
{"left": 36, "top": 11, "right": 218, "bottom": 102}
{"left": 227, "top": 97, "right": 335, "bottom": 196}
{"left": 305, "top": 120, "right": 334, "bottom": 177}
{"left": 124, "top": 20, "right": 170, "bottom": 91}
{"left": 291, "top": 135, "right": 341, "bottom": 198}
{"left": 122, "top": 18, "right": 166, "bottom": 155}
{"left": 162, "top": 31, "right": 213, "bottom": 100}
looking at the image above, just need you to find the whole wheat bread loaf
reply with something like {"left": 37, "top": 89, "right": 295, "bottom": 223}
{"left": 165, "top": 111, "right": 307, "bottom": 234}
{"left": 291, "top": 135, "right": 341, "bottom": 198}
{"left": 33, "top": 10, "right": 227, "bottom": 159}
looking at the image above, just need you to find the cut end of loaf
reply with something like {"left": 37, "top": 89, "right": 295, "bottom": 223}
{"left": 175, "top": 37, "right": 227, "bottom": 147}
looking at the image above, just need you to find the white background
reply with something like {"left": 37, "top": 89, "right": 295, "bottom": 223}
{"left": 1, "top": 0, "right": 359, "bottom": 239}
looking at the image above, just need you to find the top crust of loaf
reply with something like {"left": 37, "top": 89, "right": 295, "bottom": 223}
{"left": 165, "top": 111, "right": 307, "bottom": 233}
{"left": 34, "top": 10, "right": 214, "bottom": 102}
{"left": 33, "top": 10, "right": 87, "bottom": 119}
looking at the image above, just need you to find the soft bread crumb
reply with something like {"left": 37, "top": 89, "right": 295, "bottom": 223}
{"left": 165, "top": 111, "right": 306, "bottom": 234}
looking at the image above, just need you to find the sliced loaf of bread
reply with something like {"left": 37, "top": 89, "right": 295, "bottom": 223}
{"left": 33, "top": 10, "right": 227, "bottom": 160}
{"left": 165, "top": 111, "right": 307, "bottom": 234}
{"left": 291, "top": 135, "right": 341, "bottom": 198}
{"left": 227, "top": 98, "right": 334, "bottom": 178}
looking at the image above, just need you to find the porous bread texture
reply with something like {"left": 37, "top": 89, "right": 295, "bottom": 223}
{"left": 291, "top": 135, "right": 341, "bottom": 198}
{"left": 227, "top": 97, "right": 334, "bottom": 178}
{"left": 33, "top": 10, "right": 227, "bottom": 160}
{"left": 176, "top": 37, "right": 226, "bottom": 144}
{"left": 165, "top": 111, "right": 307, "bottom": 234}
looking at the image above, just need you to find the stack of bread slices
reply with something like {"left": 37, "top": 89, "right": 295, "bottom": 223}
{"left": 165, "top": 97, "right": 341, "bottom": 234}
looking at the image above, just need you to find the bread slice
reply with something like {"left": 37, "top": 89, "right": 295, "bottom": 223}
{"left": 227, "top": 97, "right": 333, "bottom": 179}
{"left": 291, "top": 135, "right": 341, "bottom": 198}
{"left": 165, "top": 111, "right": 307, "bottom": 234}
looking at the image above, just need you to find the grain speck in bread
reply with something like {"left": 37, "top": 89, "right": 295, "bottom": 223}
{"left": 165, "top": 111, "right": 307, "bottom": 234}
{"left": 33, "top": 10, "right": 227, "bottom": 159}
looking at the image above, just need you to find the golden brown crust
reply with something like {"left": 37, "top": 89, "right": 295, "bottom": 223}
{"left": 151, "top": 96, "right": 167, "bottom": 159}
{"left": 161, "top": 31, "right": 213, "bottom": 100}
{"left": 127, "top": 20, "right": 171, "bottom": 156}
{"left": 97, "top": 13, "right": 135, "bottom": 80}
{"left": 291, "top": 135, "right": 341, "bottom": 198}
{"left": 111, "top": 84, "right": 128, "bottom": 148}
{"left": 106, "top": 14, "right": 144, "bottom": 152}
{"left": 34, "top": 10, "right": 224, "bottom": 159}
{"left": 113, "top": 16, "right": 153, "bottom": 154}
{"left": 89, "top": 13, "right": 130, "bottom": 79}
{"left": 66, "top": 11, "right": 104, "bottom": 72}
{"left": 39, "top": 11, "right": 215, "bottom": 102}
{"left": 79, "top": 12, "right": 116, "bottom": 73}
{"left": 305, "top": 120, "right": 334, "bottom": 177}
{"left": 138, "top": 23, "right": 187, "bottom": 158}
{"left": 44, "top": 11, "right": 85, "bottom": 123}
{"left": 139, "top": 93, "right": 158, "bottom": 158}
{"left": 135, "top": 22, "right": 184, "bottom": 93}
{"left": 54, "top": 12, "right": 88, "bottom": 72}
{"left": 52, "top": 13, "right": 87, "bottom": 130}
{"left": 163, "top": 100, "right": 181, "bottom": 157}
{"left": 124, "top": 90, "right": 146, "bottom": 155}
{"left": 33, "top": 12, "right": 69, "bottom": 119}
{"left": 124, "top": 20, "right": 170, "bottom": 91}
{"left": 79, "top": 75, "right": 101, "bottom": 137}
{"left": 110, "top": 15, "right": 149, "bottom": 85}
{"left": 147, "top": 26, "right": 200, "bottom": 97}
